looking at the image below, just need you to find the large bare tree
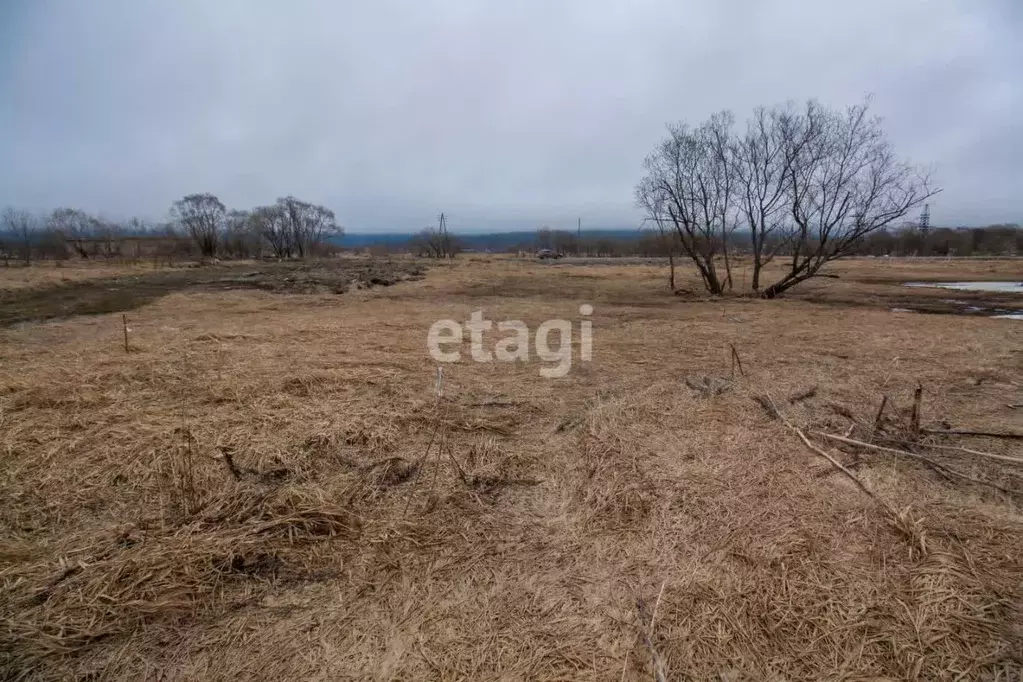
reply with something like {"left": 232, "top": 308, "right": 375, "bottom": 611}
{"left": 759, "top": 100, "right": 937, "bottom": 297}
{"left": 637, "top": 100, "right": 937, "bottom": 297}
{"left": 171, "top": 193, "right": 226, "bottom": 258}
{"left": 276, "top": 196, "right": 341, "bottom": 258}
{"left": 636, "top": 113, "right": 738, "bottom": 294}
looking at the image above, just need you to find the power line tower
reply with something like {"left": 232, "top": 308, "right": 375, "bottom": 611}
{"left": 437, "top": 212, "right": 452, "bottom": 259}
{"left": 919, "top": 204, "right": 931, "bottom": 235}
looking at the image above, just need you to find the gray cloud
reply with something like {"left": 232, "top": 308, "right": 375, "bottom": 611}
{"left": 1, "top": 0, "right": 1019, "bottom": 231}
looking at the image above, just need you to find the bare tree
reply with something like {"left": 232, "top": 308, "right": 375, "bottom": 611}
{"left": 252, "top": 204, "right": 290, "bottom": 258}
{"left": 48, "top": 208, "right": 99, "bottom": 259}
{"left": 171, "top": 193, "right": 225, "bottom": 258}
{"left": 276, "top": 196, "right": 342, "bottom": 258}
{"left": 759, "top": 100, "right": 937, "bottom": 297}
{"left": 3, "top": 207, "right": 39, "bottom": 265}
{"left": 413, "top": 226, "right": 459, "bottom": 258}
{"left": 96, "top": 219, "right": 125, "bottom": 259}
{"left": 636, "top": 113, "right": 737, "bottom": 294}
{"left": 224, "top": 209, "right": 264, "bottom": 258}
{"left": 413, "top": 213, "right": 458, "bottom": 258}
{"left": 638, "top": 100, "right": 937, "bottom": 297}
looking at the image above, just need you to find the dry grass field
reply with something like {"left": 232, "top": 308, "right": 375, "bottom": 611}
{"left": 1, "top": 256, "right": 1021, "bottom": 680}
{"left": 0, "top": 262, "right": 175, "bottom": 291}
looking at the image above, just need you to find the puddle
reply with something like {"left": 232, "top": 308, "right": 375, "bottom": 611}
{"left": 904, "top": 281, "right": 1023, "bottom": 293}
{"left": 896, "top": 281, "right": 1023, "bottom": 318}
{"left": 890, "top": 305, "right": 1022, "bottom": 319}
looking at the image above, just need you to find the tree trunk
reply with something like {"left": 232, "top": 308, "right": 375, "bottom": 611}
{"left": 761, "top": 272, "right": 812, "bottom": 298}
{"left": 703, "top": 263, "right": 724, "bottom": 294}
{"left": 721, "top": 232, "right": 733, "bottom": 291}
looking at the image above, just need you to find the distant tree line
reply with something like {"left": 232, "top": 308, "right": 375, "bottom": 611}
{"left": 503, "top": 224, "right": 1023, "bottom": 261}
{"left": 0, "top": 193, "right": 343, "bottom": 265}
{"left": 848, "top": 224, "right": 1023, "bottom": 257}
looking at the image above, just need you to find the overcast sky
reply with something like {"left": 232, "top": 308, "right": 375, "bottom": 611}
{"left": 1, "top": 0, "right": 1019, "bottom": 232}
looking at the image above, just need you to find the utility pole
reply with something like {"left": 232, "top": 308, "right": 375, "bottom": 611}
{"left": 919, "top": 204, "right": 930, "bottom": 236}
{"left": 437, "top": 212, "right": 451, "bottom": 259}
{"left": 577, "top": 217, "right": 581, "bottom": 239}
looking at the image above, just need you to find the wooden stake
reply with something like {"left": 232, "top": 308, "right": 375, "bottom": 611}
{"left": 872, "top": 395, "right": 889, "bottom": 435}
{"left": 910, "top": 383, "right": 923, "bottom": 435}
{"left": 729, "top": 343, "right": 745, "bottom": 378}
{"left": 122, "top": 314, "right": 129, "bottom": 352}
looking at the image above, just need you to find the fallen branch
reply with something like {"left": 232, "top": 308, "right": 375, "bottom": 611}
{"left": 819, "top": 433, "right": 1020, "bottom": 496}
{"left": 922, "top": 428, "right": 1023, "bottom": 440}
{"left": 887, "top": 439, "right": 1023, "bottom": 466}
{"left": 753, "top": 394, "right": 779, "bottom": 420}
{"left": 788, "top": 385, "right": 818, "bottom": 404}
{"left": 765, "top": 395, "right": 895, "bottom": 514}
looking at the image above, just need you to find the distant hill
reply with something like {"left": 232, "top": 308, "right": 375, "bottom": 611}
{"left": 336, "top": 229, "right": 643, "bottom": 250}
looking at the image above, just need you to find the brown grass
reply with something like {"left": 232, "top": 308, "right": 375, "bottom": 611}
{"left": 1, "top": 256, "right": 1021, "bottom": 680}
{"left": 0, "top": 261, "right": 177, "bottom": 290}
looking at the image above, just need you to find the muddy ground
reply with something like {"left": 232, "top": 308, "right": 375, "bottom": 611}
{"left": 0, "top": 259, "right": 426, "bottom": 327}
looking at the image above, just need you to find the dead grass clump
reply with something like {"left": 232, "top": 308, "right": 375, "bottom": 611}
{"left": 568, "top": 401, "right": 662, "bottom": 531}
{"left": 361, "top": 456, "right": 419, "bottom": 488}
{"left": 1, "top": 478, "right": 359, "bottom": 674}
{"left": 684, "top": 374, "right": 732, "bottom": 397}
{"left": 462, "top": 435, "right": 537, "bottom": 492}
{"left": 281, "top": 372, "right": 342, "bottom": 397}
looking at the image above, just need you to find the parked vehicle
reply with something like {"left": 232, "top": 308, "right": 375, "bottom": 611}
{"left": 536, "top": 249, "right": 563, "bottom": 260}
